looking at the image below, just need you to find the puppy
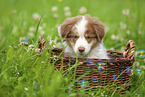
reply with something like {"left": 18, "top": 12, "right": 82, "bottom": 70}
{"left": 58, "top": 15, "right": 108, "bottom": 59}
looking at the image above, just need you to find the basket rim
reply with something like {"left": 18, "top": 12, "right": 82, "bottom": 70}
{"left": 38, "top": 36, "right": 135, "bottom": 62}
{"left": 49, "top": 48, "right": 135, "bottom": 63}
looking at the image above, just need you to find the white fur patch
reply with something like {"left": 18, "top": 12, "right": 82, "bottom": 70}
{"left": 75, "top": 16, "right": 88, "bottom": 36}
{"left": 72, "top": 16, "right": 90, "bottom": 56}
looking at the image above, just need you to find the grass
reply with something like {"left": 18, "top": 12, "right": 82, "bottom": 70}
{"left": 0, "top": 0, "right": 145, "bottom": 96}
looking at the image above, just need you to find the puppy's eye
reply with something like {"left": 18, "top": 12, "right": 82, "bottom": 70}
{"left": 86, "top": 36, "right": 92, "bottom": 39}
{"left": 87, "top": 36, "right": 91, "bottom": 39}
{"left": 74, "top": 36, "right": 79, "bottom": 38}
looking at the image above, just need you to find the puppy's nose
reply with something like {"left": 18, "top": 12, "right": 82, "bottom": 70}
{"left": 78, "top": 47, "right": 85, "bottom": 53}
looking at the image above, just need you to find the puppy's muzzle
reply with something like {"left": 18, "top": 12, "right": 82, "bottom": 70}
{"left": 78, "top": 47, "right": 85, "bottom": 53}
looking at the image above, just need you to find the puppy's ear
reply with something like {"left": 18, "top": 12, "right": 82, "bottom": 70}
{"left": 58, "top": 18, "right": 74, "bottom": 41}
{"left": 58, "top": 16, "right": 82, "bottom": 41}
{"left": 92, "top": 17, "right": 106, "bottom": 43}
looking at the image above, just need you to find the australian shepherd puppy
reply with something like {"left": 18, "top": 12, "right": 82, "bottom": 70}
{"left": 58, "top": 15, "right": 108, "bottom": 59}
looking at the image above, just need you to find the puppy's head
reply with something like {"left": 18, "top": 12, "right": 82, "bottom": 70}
{"left": 58, "top": 15, "right": 105, "bottom": 57}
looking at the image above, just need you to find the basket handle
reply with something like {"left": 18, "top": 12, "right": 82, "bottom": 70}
{"left": 123, "top": 40, "right": 135, "bottom": 60}
{"left": 38, "top": 36, "right": 47, "bottom": 50}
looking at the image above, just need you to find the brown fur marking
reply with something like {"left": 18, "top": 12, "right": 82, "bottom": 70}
{"left": 59, "top": 16, "right": 82, "bottom": 40}
{"left": 85, "top": 15, "right": 105, "bottom": 43}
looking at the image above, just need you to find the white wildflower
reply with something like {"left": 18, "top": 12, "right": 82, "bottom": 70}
{"left": 115, "top": 36, "right": 119, "bottom": 40}
{"left": 49, "top": 39, "right": 56, "bottom": 48}
{"left": 15, "top": 72, "right": 19, "bottom": 77}
{"left": 135, "top": 62, "right": 140, "bottom": 67}
{"left": 122, "top": 9, "right": 129, "bottom": 15}
{"left": 79, "top": 7, "right": 87, "bottom": 14}
{"left": 53, "top": 13, "right": 59, "bottom": 18}
{"left": 65, "top": 11, "right": 71, "bottom": 17}
{"left": 29, "top": 44, "right": 34, "bottom": 48}
{"left": 130, "top": 15, "right": 134, "bottom": 19}
{"left": 41, "top": 61, "right": 45, "bottom": 63}
{"left": 32, "top": 13, "right": 40, "bottom": 20}
{"left": 138, "top": 30, "right": 142, "bottom": 34}
{"left": 19, "top": 37, "right": 24, "bottom": 43}
{"left": 43, "top": 23, "right": 46, "bottom": 27}
{"left": 47, "top": 36, "right": 52, "bottom": 40}
{"left": 40, "top": 30, "right": 45, "bottom": 35}
{"left": 55, "top": 42, "right": 62, "bottom": 48}
{"left": 53, "top": 44, "right": 56, "bottom": 48}
{"left": 111, "top": 34, "right": 116, "bottom": 39}
{"left": 139, "top": 23, "right": 142, "bottom": 28}
{"left": 25, "top": 87, "right": 28, "bottom": 91}
{"left": 14, "top": 46, "right": 17, "bottom": 50}
{"left": 28, "top": 33, "right": 34, "bottom": 37}
{"left": 29, "top": 27, "right": 35, "bottom": 32}
{"left": 64, "top": 6, "right": 70, "bottom": 11}
{"left": 28, "top": 45, "right": 34, "bottom": 50}
{"left": 110, "top": 48, "right": 114, "bottom": 50}
{"left": 12, "top": 9, "right": 16, "bottom": 14}
{"left": 101, "top": 93, "right": 104, "bottom": 96}
{"left": 51, "top": 6, "right": 58, "bottom": 12}
{"left": 135, "top": 51, "right": 138, "bottom": 57}
{"left": 140, "top": 65, "right": 145, "bottom": 69}
{"left": 120, "top": 22, "right": 124, "bottom": 26}
{"left": 120, "top": 22, "right": 127, "bottom": 30}
{"left": 35, "top": 48, "right": 41, "bottom": 52}
{"left": 49, "top": 40, "right": 52, "bottom": 45}
{"left": 111, "top": 34, "right": 119, "bottom": 40}
{"left": 126, "top": 30, "right": 130, "bottom": 34}
{"left": 121, "top": 24, "right": 127, "bottom": 30}
{"left": 49, "top": 40, "right": 53, "bottom": 45}
{"left": 39, "top": 26, "right": 43, "bottom": 30}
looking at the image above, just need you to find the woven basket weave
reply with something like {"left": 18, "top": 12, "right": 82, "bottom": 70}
{"left": 38, "top": 37, "right": 135, "bottom": 94}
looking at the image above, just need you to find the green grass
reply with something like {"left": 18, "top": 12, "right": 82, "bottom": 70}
{"left": 0, "top": 0, "right": 145, "bottom": 96}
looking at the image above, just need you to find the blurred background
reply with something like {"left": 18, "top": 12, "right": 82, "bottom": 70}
{"left": 0, "top": 0, "right": 145, "bottom": 96}
{"left": 0, "top": 0, "right": 145, "bottom": 50}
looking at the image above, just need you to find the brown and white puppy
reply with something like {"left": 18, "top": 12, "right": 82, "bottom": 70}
{"left": 58, "top": 15, "right": 108, "bottom": 59}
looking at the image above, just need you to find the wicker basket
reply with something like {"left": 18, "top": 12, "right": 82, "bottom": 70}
{"left": 38, "top": 37, "right": 135, "bottom": 94}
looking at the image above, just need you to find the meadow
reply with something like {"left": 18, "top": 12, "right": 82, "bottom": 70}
{"left": 0, "top": 0, "right": 145, "bottom": 96}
